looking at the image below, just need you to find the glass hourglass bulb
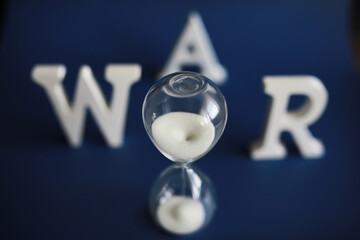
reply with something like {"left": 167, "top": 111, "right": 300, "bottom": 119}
{"left": 149, "top": 164, "right": 216, "bottom": 235}
{"left": 142, "top": 72, "right": 227, "bottom": 235}
{"left": 142, "top": 71, "right": 228, "bottom": 164}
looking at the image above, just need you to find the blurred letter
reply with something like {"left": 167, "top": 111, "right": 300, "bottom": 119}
{"left": 159, "top": 12, "right": 227, "bottom": 85}
{"left": 250, "top": 76, "right": 328, "bottom": 160}
{"left": 32, "top": 64, "right": 141, "bottom": 148}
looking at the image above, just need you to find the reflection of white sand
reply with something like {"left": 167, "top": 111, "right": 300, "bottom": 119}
{"left": 157, "top": 196, "right": 205, "bottom": 235}
{"left": 152, "top": 112, "right": 215, "bottom": 162}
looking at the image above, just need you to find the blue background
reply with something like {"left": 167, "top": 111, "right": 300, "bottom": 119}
{"left": 0, "top": 0, "right": 359, "bottom": 239}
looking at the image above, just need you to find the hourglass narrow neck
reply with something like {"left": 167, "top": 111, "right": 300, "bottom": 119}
{"left": 177, "top": 164, "right": 202, "bottom": 200}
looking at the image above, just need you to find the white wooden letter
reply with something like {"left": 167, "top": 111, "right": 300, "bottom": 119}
{"left": 31, "top": 64, "right": 141, "bottom": 148}
{"left": 159, "top": 12, "right": 227, "bottom": 85}
{"left": 251, "top": 76, "right": 328, "bottom": 160}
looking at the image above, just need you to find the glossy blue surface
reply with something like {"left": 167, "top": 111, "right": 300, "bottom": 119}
{"left": 0, "top": 0, "right": 359, "bottom": 239}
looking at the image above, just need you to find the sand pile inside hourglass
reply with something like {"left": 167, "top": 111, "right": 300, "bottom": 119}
{"left": 156, "top": 196, "right": 205, "bottom": 234}
{"left": 151, "top": 112, "right": 215, "bottom": 162}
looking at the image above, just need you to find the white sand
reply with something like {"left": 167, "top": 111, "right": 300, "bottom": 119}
{"left": 151, "top": 112, "right": 215, "bottom": 162}
{"left": 156, "top": 196, "right": 205, "bottom": 235}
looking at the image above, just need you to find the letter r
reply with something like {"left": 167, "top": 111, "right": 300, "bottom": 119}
{"left": 251, "top": 76, "right": 329, "bottom": 160}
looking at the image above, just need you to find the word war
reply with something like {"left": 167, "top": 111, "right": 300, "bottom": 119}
{"left": 31, "top": 12, "right": 329, "bottom": 160}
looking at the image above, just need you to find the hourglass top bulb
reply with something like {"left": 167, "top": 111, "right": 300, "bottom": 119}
{"left": 143, "top": 72, "right": 228, "bottom": 164}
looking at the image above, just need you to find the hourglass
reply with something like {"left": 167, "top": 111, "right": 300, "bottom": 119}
{"left": 142, "top": 72, "right": 227, "bottom": 235}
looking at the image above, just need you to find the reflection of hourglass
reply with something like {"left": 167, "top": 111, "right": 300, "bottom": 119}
{"left": 142, "top": 72, "right": 227, "bottom": 235}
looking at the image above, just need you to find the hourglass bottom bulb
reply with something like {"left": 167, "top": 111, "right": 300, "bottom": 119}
{"left": 152, "top": 112, "right": 215, "bottom": 162}
{"left": 157, "top": 196, "right": 205, "bottom": 235}
{"left": 149, "top": 164, "right": 216, "bottom": 235}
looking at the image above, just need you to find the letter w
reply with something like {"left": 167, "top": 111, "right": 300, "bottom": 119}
{"left": 31, "top": 64, "right": 141, "bottom": 148}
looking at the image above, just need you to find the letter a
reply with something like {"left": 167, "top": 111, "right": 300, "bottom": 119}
{"left": 250, "top": 76, "right": 328, "bottom": 160}
{"left": 31, "top": 64, "right": 141, "bottom": 148}
{"left": 159, "top": 12, "right": 227, "bottom": 85}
